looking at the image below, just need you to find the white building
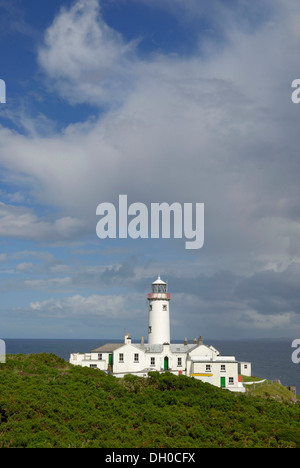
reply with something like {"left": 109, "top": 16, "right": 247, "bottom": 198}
{"left": 70, "top": 276, "right": 251, "bottom": 393}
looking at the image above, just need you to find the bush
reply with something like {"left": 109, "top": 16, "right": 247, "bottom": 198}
{"left": 1, "top": 354, "right": 300, "bottom": 448}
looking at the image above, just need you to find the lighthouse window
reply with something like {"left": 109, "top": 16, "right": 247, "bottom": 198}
{"left": 163, "top": 305, "right": 167, "bottom": 311}
{"left": 149, "top": 305, "right": 152, "bottom": 311}
{"left": 134, "top": 353, "right": 139, "bottom": 363}
{"left": 148, "top": 326, "right": 152, "bottom": 334}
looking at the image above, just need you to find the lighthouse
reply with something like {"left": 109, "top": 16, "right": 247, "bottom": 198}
{"left": 70, "top": 275, "right": 252, "bottom": 392}
{"left": 147, "top": 276, "right": 171, "bottom": 344}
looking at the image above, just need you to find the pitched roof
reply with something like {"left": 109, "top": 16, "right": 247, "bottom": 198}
{"left": 133, "top": 343, "right": 198, "bottom": 353}
{"left": 92, "top": 342, "right": 199, "bottom": 354}
{"left": 92, "top": 343, "right": 123, "bottom": 353}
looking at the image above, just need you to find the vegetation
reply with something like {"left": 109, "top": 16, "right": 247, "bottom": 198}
{"left": 244, "top": 378, "right": 298, "bottom": 403}
{"left": 0, "top": 353, "right": 300, "bottom": 448}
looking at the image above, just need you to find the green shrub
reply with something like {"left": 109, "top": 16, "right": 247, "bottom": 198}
{"left": 0, "top": 354, "right": 300, "bottom": 448}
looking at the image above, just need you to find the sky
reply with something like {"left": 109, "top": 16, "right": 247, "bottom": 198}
{"left": 0, "top": 0, "right": 300, "bottom": 340}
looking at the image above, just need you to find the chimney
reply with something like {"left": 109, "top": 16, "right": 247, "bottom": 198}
{"left": 184, "top": 337, "right": 188, "bottom": 346}
{"left": 125, "top": 333, "right": 132, "bottom": 344}
{"left": 198, "top": 336, "right": 203, "bottom": 345}
{"left": 141, "top": 336, "right": 144, "bottom": 348}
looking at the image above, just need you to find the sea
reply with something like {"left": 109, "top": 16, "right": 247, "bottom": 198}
{"left": 3, "top": 338, "right": 300, "bottom": 394}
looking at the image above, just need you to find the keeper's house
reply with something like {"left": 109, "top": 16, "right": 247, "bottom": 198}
{"left": 70, "top": 277, "right": 251, "bottom": 392}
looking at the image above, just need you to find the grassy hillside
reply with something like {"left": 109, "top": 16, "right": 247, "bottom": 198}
{"left": 0, "top": 353, "right": 300, "bottom": 448}
{"left": 244, "top": 377, "right": 298, "bottom": 403}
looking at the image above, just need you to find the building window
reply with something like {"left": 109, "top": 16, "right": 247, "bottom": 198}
{"left": 134, "top": 353, "right": 139, "bottom": 363}
{"left": 220, "top": 364, "right": 226, "bottom": 372}
{"left": 177, "top": 357, "right": 182, "bottom": 367}
{"left": 98, "top": 354, "right": 102, "bottom": 361}
{"left": 205, "top": 365, "right": 211, "bottom": 373}
{"left": 119, "top": 353, "right": 124, "bottom": 362}
{"left": 90, "top": 364, "right": 97, "bottom": 369}
{"left": 228, "top": 377, "right": 234, "bottom": 385}
{"left": 163, "top": 305, "right": 167, "bottom": 311}
{"left": 150, "top": 357, "right": 155, "bottom": 366}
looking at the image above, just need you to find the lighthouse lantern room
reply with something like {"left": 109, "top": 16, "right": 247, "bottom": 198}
{"left": 147, "top": 276, "right": 171, "bottom": 345}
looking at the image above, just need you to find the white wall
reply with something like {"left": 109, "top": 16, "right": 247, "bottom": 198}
{"left": 69, "top": 352, "right": 107, "bottom": 371}
{"left": 112, "top": 344, "right": 188, "bottom": 375}
{"left": 190, "top": 360, "right": 240, "bottom": 389}
{"left": 239, "top": 362, "right": 252, "bottom": 377}
{"left": 148, "top": 298, "right": 170, "bottom": 344}
{"left": 113, "top": 344, "right": 146, "bottom": 375}
{"left": 70, "top": 344, "right": 248, "bottom": 393}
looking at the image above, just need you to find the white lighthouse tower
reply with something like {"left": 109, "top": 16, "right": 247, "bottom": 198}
{"left": 147, "top": 276, "right": 171, "bottom": 345}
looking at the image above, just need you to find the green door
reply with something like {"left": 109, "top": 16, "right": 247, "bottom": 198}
{"left": 109, "top": 354, "right": 113, "bottom": 365}
{"left": 164, "top": 356, "right": 169, "bottom": 370}
{"left": 220, "top": 377, "right": 225, "bottom": 388}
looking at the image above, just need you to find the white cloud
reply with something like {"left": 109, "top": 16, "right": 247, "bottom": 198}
{"left": 1, "top": 0, "right": 300, "bottom": 339}
{"left": 49, "top": 264, "right": 71, "bottom": 274}
{"left": 16, "top": 262, "right": 35, "bottom": 272}
{"left": 11, "top": 250, "right": 57, "bottom": 264}
{"left": 240, "top": 310, "right": 297, "bottom": 331}
{"left": 38, "top": 0, "right": 137, "bottom": 106}
{"left": 25, "top": 277, "right": 72, "bottom": 289}
{"left": 29, "top": 293, "right": 133, "bottom": 319}
{"left": 0, "top": 202, "right": 86, "bottom": 241}
{"left": 0, "top": 0, "right": 298, "bottom": 275}
{"left": 0, "top": 253, "right": 7, "bottom": 262}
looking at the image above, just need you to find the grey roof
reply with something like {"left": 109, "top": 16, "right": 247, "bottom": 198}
{"left": 192, "top": 358, "right": 237, "bottom": 363}
{"left": 92, "top": 342, "right": 199, "bottom": 354}
{"left": 92, "top": 343, "right": 123, "bottom": 353}
{"left": 170, "top": 344, "right": 198, "bottom": 353}
{"left": 133, "top": 343, "right": 198, "bottom": 354}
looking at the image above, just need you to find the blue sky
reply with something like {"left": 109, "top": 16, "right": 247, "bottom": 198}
{"left": 1, "top": 0, "right": 300, "bottom": 340}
